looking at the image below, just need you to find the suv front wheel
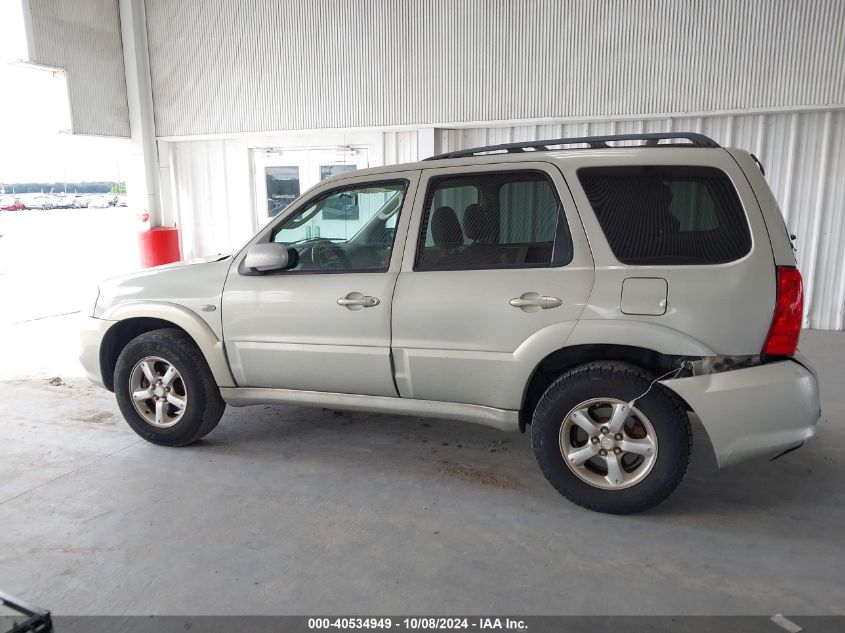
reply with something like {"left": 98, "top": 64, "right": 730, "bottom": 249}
{"left": 114, "top": 328, "right": 226, "bottom": 446}
{"left": 531, "top": 361, "right": 691, "bottom": 514}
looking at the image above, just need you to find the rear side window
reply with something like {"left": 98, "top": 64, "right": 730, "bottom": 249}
{"left": 577, "top": 166, "right": 751, "bottom": 265}
{"left": 415, "top": 170, "right": 571, "bottom": 270}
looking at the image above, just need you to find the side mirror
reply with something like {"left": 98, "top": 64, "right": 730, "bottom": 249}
{"left": 244, "top": 242, "right": 298, "bottom": 272}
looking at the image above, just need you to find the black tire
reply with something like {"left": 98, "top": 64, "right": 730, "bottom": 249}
{"left": 114, "top": 328, "right": 225, "bottom": 446}
{"left": 531, "top": 361, "right": 691, "bottom": 514}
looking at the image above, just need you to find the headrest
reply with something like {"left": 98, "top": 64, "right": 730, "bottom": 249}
{"left": 593, "top": 176, "right": 678, "bottom": 236}
{"left": 629, "top": 179, "right": 678, "bottom": 233}
{"left": 463, "top": 203, "right": 495, "bottom": 242}
{"left": 430, "top": 206, "right": 463, "bottom": 247}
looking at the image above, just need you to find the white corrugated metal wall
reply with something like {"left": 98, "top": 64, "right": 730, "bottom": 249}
{"left": 145, "top": 0, "right": 845, "bottom": 137}
{"left": 20, "top": 0, "right": 845, "bottom": 139}
{"left": 383, "top": 132, "right": 419, "bottom": 166}
{"left": 24, "top": 0, "right": 129, "bottom": 137}
{"left": 167, "top": 139, "right": 253, "bottom": 262}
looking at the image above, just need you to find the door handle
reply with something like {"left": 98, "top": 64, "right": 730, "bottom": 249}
{"left": 337, "top": 293, "right": 380, "bottom": 310}
{"left": 509, "top": 293, "right": 562, "bottom": 312}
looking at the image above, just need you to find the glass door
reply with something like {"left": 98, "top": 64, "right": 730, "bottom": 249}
{"left": 252, "top": 147, "right": 369, "bottom": 230}
{"left": 264, "top": 165, "right": 301, "bottom": 218}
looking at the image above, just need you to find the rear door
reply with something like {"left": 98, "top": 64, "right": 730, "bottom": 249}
{"left": 390, "top": 162, "right": 594, "bottom": 411}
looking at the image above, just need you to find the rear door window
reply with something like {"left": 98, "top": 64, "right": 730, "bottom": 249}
{"left": 415, "top": 170, "right": 572, "bottom": 270}
{"left": 577, "top": 166, "right": 752, "bottom": 265}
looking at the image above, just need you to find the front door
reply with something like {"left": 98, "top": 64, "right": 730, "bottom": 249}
{"left": 391, "top": 162, "right": 595, "bottom": 411}
{"left": 223, "top": 170, "right": 420, "bottom": 396}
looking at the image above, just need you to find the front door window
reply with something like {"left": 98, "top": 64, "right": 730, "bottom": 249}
{"left": 270, "top": 180, "right": 407, "bottom": 272}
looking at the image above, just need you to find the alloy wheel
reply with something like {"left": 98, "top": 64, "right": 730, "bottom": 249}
{"left": 559, "top": 398, "right": 658, "bottom": 490}
{"left": 128, "top": 356, "right": 188, "bottom": 428}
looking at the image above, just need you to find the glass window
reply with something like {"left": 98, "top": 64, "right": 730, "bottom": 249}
{"left": 577, "top": 166, "right": 751, "bottom": 265}
{"left": 317, "top": 166, "right": 360, "bottom": 220}
{"left": 320, "top": 164, "right": 358, "bottom": 180}
{"left": 270, "top": 180, "right": 407, "bottom": 272}
{"left": 415, "top": 171, "right": 570, "bottom": 270}
{"left": 265, "top": 166, "right": 300, "bottom": 217}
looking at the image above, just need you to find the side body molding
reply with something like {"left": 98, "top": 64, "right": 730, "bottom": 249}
{"left": 221, "top": 387, "right": 519, "bottom": 433}
{"left": 99, "top": 301, "right": 236, "bottom": 387}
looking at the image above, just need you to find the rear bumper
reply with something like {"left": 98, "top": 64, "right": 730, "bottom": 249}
{"left": 661, "top": 358, "right": 820, "bottom": 468}
{"left": 79, "top": 316, "right": 116, "bottom": 389}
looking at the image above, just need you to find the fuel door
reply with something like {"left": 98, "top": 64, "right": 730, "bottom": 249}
{"left": 621, "top": 277, "right": 667, "bottom": 316}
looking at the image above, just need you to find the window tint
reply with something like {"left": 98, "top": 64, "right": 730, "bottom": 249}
{"left": 577, "top": 166, "right": 751, "bottom": 265}
{"left": 269, "top": 180, "right": 407, "bottom": 272}
{"left": 416, "top": 171, "right": 571, "bottom": 270}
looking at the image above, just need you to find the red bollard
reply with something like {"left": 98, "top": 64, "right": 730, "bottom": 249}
{"left": 139, "top": 227, "right": 181, "bottom": 268}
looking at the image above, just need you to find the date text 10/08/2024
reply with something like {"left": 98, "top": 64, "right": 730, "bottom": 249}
{"left": 307, "top": 618, "right": 528, "bottom": 630}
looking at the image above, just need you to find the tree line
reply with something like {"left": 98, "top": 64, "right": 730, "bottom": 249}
{"left": 1, "top": 182, "right": 125, "bottom": 194}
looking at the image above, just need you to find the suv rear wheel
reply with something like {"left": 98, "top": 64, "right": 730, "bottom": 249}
{"left": 531, "top": 361, "right": 691, "bottom": 514}
{"left": 114, "top": 328, "right": 225, "bottom": 446}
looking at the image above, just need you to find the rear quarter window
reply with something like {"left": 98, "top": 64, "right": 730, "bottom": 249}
{"left": 577, "top": 166, "right": 752, "bottom": 265}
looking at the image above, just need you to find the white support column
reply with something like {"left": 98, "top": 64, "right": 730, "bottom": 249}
{"left": 157, "top": 141, "right": 175, "bottom": 227}
{"left": 119, "top": 0, "right": 161, "bottom": 225}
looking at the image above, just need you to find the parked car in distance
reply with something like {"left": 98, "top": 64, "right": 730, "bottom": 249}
{"left": 72, "top": 195, "right": 90, "bottom": 208}
{"left": 86, "top": 194, "right": 118, "bottom": 208}
{"left": 85, "top": 195, "right": 107, "bottom": 208}
{"left": 52, "top": 194, "right": 76, "bottom": 209}
{"left": 0, "top": 197, "right": 26, "bottom": 211}
{"left": 80, "top": 132, "right": 820, "bottom": 514}
{"left": 20, "top": 194, "right": 53, "bottom": 210}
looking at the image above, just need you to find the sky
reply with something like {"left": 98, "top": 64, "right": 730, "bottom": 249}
{"left": 0, "top": 1, "right": 131, "bottom": 184}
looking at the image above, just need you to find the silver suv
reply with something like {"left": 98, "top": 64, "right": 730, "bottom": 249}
{"left": 80, "top": 133, "right": 820, "bottom": 514}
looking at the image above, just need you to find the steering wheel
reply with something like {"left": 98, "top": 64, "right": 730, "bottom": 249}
{"left": 310, "top": 239, "right": 351, "bottom": 270}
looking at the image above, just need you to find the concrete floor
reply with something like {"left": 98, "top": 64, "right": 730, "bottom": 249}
{"left": 0, "top": 317, "right": 843, "bottom": 615}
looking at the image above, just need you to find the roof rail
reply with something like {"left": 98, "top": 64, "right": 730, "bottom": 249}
{"left": 424, "top": 132, "right": 720, "bottom": 161}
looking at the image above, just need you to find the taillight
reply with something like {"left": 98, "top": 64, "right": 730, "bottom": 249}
{"left": 763, "top": 266, "right": 803, "bottom": 356}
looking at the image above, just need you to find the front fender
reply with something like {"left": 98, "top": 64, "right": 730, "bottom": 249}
{"left": 100, "top": 301, "right": 235, "bottom": 387}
